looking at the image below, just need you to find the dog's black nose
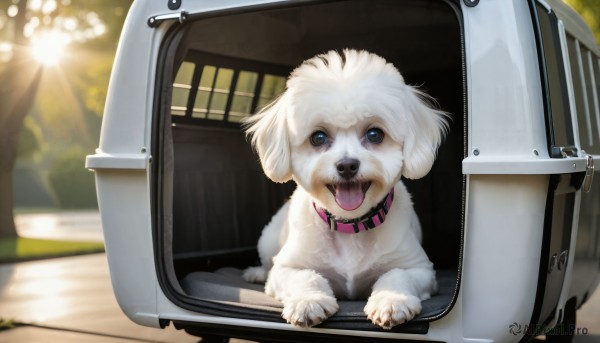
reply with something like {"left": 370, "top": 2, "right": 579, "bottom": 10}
{"left": 335, "top": 158, "right": 360, "bottom": 179}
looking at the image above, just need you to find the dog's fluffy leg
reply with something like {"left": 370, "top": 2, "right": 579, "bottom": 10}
{"left": 243, "top": 201, "right": 290, "bottom": 283}
{"left": 364, "top": 267, "right": 437, "bottom": 330}
{"left": 266, "top": 265, "right": 339, "bottom": 327}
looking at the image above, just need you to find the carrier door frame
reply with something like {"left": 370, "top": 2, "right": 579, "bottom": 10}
{"left": 153, "top": 0, "right": 467, "bottom": 338}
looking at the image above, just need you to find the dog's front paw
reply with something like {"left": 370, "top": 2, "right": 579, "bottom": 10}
{"left": 281, "top": 294, "right": 339, "bottom": 328}
{"left": 364, "top": 291, "right": 422, "bottom": 330}
{"left": 242, "top": 266, "right": 267, "bottom": 283}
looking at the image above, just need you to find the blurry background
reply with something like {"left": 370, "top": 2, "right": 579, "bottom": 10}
{"left": 0, "top": 0, "right": 133, "bottom": 243}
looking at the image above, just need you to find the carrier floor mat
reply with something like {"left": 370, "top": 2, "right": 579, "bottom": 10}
{"left": 180, "top": 268, "right": 456, "bottom": 332}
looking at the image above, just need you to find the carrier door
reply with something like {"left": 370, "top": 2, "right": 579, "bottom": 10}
{"left": 528, "top": 0, "right": 576, "bottom": 329}
{"left": 559, "top": 1, "right": 600, "bottom": 315}
{"left": 528, "top": 0, "right": 600, "bottom": 332}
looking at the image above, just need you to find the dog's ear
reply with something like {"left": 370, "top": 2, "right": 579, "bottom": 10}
{"left": 243, "top": 94, "right": 292, "bottom": 183}
{"left": 401, "top": 88, "right": 449, "bottom": 180}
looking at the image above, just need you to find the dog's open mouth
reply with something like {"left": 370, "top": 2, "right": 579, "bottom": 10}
{"left": 326, "top": 181, "right": 371, "bottom": 211}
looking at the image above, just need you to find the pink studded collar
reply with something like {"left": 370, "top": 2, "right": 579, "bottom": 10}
{"left": 313, "top": 188, "right": 395, "bottom": 234}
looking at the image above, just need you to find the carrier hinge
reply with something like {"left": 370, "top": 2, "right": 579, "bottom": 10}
{"left": 148, "top": 10, "right": 188, "bottom": 28}
{"left": 583, "top": 154, "right": 595, "bottom": 193}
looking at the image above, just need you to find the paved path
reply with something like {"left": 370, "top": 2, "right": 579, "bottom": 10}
{"left": 5, "top": 212, "right": 249, "bottom": 342}
{"left": 0, "top": 254, "right": 201, "bottom": 342}
{"left": 15, "top": 210, "right": 104, "bottom": 242}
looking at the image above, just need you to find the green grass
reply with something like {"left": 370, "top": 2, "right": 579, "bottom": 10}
{"left": 0, "top": 237, "right": 105, "bottom": 263}
{"left": 0, "top": 318, "right": 19, "bottom": 332}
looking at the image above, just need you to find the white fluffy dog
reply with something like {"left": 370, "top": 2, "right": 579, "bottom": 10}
{"left": 242, "top": 49, "right": 447, "bottom": 329}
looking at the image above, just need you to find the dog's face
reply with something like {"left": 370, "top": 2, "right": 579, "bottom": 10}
{"left": 285, "top": 91, "right": 406, "bottom": 219}
{"left": 245, "top": 50, "right": 447, "bottom": 218}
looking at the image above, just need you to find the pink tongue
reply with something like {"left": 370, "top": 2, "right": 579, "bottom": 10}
{"left": 334, "top": 183, "right": 365, "bottom": 211}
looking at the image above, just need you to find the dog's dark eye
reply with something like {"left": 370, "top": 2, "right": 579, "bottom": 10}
{"left": 310, "top": 131, "right": 329, "bottom": 147}
{"left": 365, "top": 128, "right": 384, "bottom": 144}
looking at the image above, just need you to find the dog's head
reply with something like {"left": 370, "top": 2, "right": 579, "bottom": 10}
{"left": 245, "top": 49, "right": 447, "bottom": 218}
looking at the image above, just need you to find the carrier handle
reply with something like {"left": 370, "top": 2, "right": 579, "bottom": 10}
{"left": 462, "top": 155, "right": 589, "bottom": 175}
{"left": 85, "top": 151, "right": 150, "bottom": 170}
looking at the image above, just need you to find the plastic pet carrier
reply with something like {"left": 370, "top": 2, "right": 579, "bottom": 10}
{"left": 86, "top": 0, "right": 600, "bottom": 342}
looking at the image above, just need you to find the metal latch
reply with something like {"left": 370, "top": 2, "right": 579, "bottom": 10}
{"left": 560, "top": 146, "right": 578, "bottom": 158}
{"left": 148, "top": 10, "right": 188, "bottom": 28}
{"left": 583, "top": 154, "right": 595, "bottom": 193}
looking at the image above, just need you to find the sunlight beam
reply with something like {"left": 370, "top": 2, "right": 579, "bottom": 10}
{"left": 30, "top": 31, "right": 69, "bottom": 66}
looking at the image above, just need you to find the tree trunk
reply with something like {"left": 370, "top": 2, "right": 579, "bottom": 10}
{"left": 0, "top": 170, "right": 17, "bottom": 239}
{"left": 0, "top": 62, "right": 43, "bottom": 238}
{"left": 0, "top": 0, "right": 43, "bottom": 239}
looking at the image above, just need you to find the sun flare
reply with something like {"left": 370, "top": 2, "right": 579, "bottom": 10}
{"left": 30, "top": 31, "right": 70, "bottom": 66}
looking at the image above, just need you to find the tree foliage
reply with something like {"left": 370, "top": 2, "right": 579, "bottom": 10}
{"left": 17, "top": 117, "right": 41, "bottom": 159}
{"left": 48, "top": 147, "right": 97, "bottom": 209}
{"left": 565, "top": 0, "right": 600, "bottom": 44}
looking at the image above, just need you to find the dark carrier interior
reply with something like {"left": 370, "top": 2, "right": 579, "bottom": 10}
{"left": 154, "top": 0, "right": 465, "bottom": 335}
